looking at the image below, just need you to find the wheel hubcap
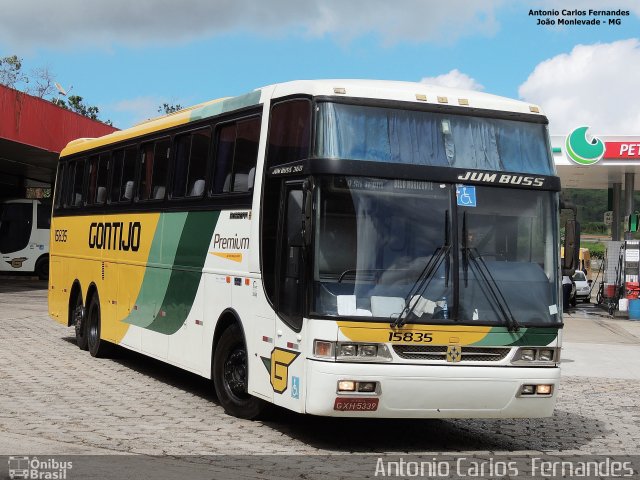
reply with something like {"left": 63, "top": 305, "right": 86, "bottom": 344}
{"left": 223, "top": 347, "right": 248, "bottom": 400}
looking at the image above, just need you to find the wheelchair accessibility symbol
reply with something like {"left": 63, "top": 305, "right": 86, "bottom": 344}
{"left": 456, "top": 185, "right": 477, "bottom": 207}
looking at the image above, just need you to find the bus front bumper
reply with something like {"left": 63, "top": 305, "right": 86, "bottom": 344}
{"left": 305, "top": 360, "right": 560, "bottom": 418}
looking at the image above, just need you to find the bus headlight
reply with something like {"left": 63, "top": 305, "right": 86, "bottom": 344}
{"left": 520, "top": 349, "right": 536, "bottom": 361}
{"left": 512, "top": 347, "right": 559, "bottom": 364}
{"left": 338, "top": 344, "right": 358, "bottom": 357}
{"left": 313, "top": 341, "right": 392, "bottom": 362}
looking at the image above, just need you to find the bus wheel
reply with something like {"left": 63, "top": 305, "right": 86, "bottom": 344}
{"left": 86, "top": 293, "right": 110, "bottom": 358}
{"left": 73, "top": 292, "right": 88, "bottom": 351}
{"left": 35, "top": 256, "right": 49, "bottom": 281}
{"left": 213, "top": 324, "right": 264, "bottom": 419}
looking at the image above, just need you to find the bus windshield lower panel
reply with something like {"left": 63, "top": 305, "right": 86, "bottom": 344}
{"left": 312, "top": 176, "right": 560, "bottom": 326}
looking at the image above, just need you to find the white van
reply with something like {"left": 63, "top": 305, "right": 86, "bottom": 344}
{"left": 0, "top": 199, "right": 51, "bottom": 279}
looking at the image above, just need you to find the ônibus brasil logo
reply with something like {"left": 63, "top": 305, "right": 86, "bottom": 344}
{"left": 565, "top": 126, "right": 606, "bottom": 165}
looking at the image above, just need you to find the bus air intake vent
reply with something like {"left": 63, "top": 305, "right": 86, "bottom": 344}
{"left": 392, "top": 345, "right": 510, "bottom": 361}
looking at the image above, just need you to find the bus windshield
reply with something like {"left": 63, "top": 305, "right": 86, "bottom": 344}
{"left": 315, "top": 102, "right": 554, "bottom": 175}
{"left": 312, "top": 176, "right": 560, "bottom": 326}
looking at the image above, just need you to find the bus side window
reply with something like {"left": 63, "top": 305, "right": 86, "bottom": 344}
{"left": 86, "top": 155, "right": 99, "bottom": 205}
{"left": 121, "top": 148, "right": 137, "bottom": 202}
{"left": 110, "top": 150, "right": 123, "bottom": 203}
{"left": 212, "top": 116, "right": 260, "bottom": 194}
{"left": 53, "top": 163, "right": 65, "bottom": 209}
{"left": 70, "top": 159, "right": 86, "bottom": 207}
{"left": 37, "top": 203, "right": 51, "bottom": 229}
{"left": 261, "top": 99, "right": 312, "bottom": 307}
{"left": 110, "top": 147, "right": 137, "bottom": 203}
{"left": 266, "top": 100, "right": 311, "bottom": 167}
{"left": 172, "top": 128, "right": 211, "bottom": 199}
{"left": 139, "top": 138, "right": 170, "bottom": 201}
{"left": 95, "top": 153, "right": 110, "bottom": 205}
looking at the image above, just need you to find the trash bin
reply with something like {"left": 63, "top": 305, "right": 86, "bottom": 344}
{"left": 628, "top": 299, "right": 640, "bottom": 320}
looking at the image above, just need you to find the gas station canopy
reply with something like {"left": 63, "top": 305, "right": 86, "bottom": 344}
{"left": 552, "top": 135, "right": 640, "bottom": 189}
{"left": 0, "top": 84, "right": 116, "bottom": 187}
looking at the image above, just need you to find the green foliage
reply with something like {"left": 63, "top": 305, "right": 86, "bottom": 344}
{"left": 583, "top": 242, "right": 605, "bottom": 259}
{"left": 158, "top": 103, "right": 183, "bottom": 114}
{"left": 0, "top": 55, "right": 28, "bottom": 89}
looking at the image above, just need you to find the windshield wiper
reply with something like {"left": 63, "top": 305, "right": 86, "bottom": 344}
{"left": 466, "top": 248, "right": 521, "bottom": 332}
{"left": 392, "top": 210, "right": 451, "bottom": 328}
{"left": 462, "top": 212, "right": 520, "bottom": 332}
{"left": 391, "top": 245, "right": 450, "bottom": 328}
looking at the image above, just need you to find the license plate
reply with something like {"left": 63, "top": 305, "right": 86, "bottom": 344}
{"left": 333, "top": 397, "right": 379, "bottom": 412}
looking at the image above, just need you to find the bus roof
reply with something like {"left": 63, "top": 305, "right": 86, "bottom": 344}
{"left": 60, "top": 79, "right": 545, "bottom": 158}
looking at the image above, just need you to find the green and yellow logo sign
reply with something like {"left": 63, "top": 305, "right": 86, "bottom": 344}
{"left": 261, "top": 348, "right": 300, "bottom": 394}
{"left": 565, "top": 126, "right": 605, "bottom": 165}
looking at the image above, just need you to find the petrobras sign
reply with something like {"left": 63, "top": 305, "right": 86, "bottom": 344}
{"left": 603, "top": 142, "right": 640, "bottom": 159}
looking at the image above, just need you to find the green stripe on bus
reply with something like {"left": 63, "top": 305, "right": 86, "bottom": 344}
{"left": 145, "top": 210, "right": 220, "bottom": 335}
{"left": 470, "top": 326, "right": 558, "bottom": 346}
{"left": 189, "top": 91, "right": 261, "bottom": 123}
{"left": 125, "top": 212, "right": 189, "bottom": 329}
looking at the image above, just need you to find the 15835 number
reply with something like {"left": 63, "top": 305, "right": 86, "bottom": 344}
{"left": 388, "top": 331, "right": 433, "bottom": 343}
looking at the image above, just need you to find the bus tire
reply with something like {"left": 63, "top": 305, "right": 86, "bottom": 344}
{"left": 213, "top": 323, "right": 264, "bottom": 419}
{"left": 35, "top": 255, "right": 49, "bottom": 281}
{"left": 73, "top": 291, "right": 88, "bottom": 351}
{"left": 86, "top": 293, "right": 111, "bottom": 358}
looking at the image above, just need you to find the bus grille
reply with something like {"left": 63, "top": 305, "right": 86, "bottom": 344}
{"left": 392, "top": 345, "right": 511, "bottom": 362}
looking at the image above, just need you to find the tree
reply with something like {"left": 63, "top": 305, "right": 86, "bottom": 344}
{"left": 0, "top": 55, "right": 28, "bottom": 90}
{"left": 158, "top": 103, "right": 183, "bottom": 114}
{"left": 30, "top": 66, "right": 56, "bottom": 98}
{"left": 0, "top": 54, "right": 112, "bottom": 125}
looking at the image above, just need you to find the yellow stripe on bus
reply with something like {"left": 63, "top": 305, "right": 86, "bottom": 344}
{"left": 337, "top": 321, "right": 492, "bottom": 345}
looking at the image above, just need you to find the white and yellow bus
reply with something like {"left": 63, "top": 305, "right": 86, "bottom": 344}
{"left": 1, "top": 198, "right": 50, "bottom": 279}
{"left": 49, "top": 80, "right": 570, "bottom": 419}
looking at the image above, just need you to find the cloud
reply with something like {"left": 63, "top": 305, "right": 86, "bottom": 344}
{"left": 0, "top": 0, "right": 505, "bottom": 49}
{"left": 420, "top": 69, "right": 484, "bottom": 91}
{"left": 518, "top": 39, "right": 640, "bottom": 135}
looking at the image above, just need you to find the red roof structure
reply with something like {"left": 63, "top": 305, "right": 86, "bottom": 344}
{"left": 0, "top": 84, "right": 117, "bottom": 186}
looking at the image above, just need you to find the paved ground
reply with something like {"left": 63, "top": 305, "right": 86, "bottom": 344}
{"left": 0, "top": 276, "right": 639, "bottom": 477}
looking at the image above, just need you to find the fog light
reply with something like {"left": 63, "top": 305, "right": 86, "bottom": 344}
{"left": 520, "top": 349, "right": 535, "bottom": 361}
{"left": 536, "top": 384, "right": 553, "bottom": 395}
{"left": 538, "top": 349, "right": 554, "bottom": 361}
{"left": 339, "top": 344, "right": 358, "bottom": 357}
{"left": 521, "top": 385, "right": 535, "bottom": 395}
{"left": 359, "top": 345, "right": 377, "bottom": 357}
{"left": 357, "top": 381, "right": 377, "bottom": 393}
{"left": 314, "top": 340, "right": 334, "bottom": 358}
{"left": 338, "top": 380, "right": 356, "bottom": 392}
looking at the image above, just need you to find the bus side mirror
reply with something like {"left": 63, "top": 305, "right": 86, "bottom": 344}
{"left": 562, "top": 218, "right": 579, "bottom": 276}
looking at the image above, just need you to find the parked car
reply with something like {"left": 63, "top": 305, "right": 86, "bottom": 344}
{"left": 572, "top": 270, "right": 591, "bottom": 303}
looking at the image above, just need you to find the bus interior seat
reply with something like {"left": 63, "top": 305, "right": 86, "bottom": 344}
{"left": 223, "top": 173, "right": 249, "bottom": 192}
{"left": 123, "top": 181, "right": 134, "bottom": 200}
{"left": 96, "top": 187, "right": 106, "bottom": 204}
{"left": 248, "top": 168, "right": 255, "bottom": 190}
{"left": 153, "top": 185, "right": 166, "bottom": 200}
{"left": 188, "top": 179, "right": 205, "bottom": 197}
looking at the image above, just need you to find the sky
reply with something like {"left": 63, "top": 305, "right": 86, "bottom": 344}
{"left": 0, "top": 0, "right": 639, "bottom": 134}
